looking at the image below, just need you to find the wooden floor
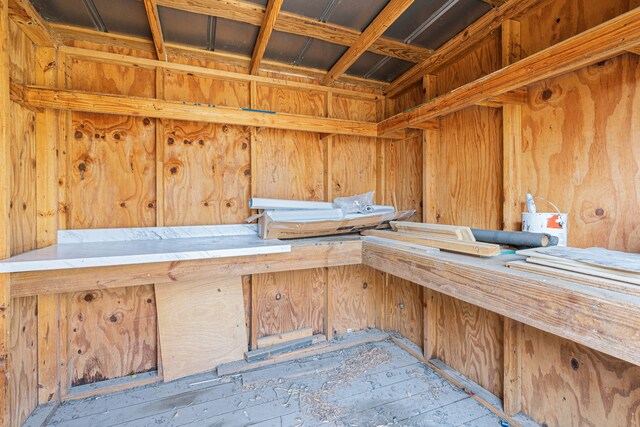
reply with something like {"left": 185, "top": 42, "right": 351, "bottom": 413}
{"left": 26, "top": 339, "right": 504, "bottom": 426}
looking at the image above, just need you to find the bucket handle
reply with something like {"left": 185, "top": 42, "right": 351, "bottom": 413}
{"left": 533, "top": 197, "right": 562, "bottom": 214}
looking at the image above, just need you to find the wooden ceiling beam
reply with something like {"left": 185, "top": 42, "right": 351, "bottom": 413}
{"left": 322, "top": 0, "right": 414, "bottom": 86}
{"left": 49, "top": 24, "right": 387, "bottom": 90}
{"left": 11, "top": 84, "right": 382, "bottom": 137}
{"left": 8, "top": 0, "right": 56, "bottom": 47}
{"left": 156, "top": 0, "right": 432, "bottom": 63}
{"left": 378, "top": 7, "right": 640, "bottom": 135}
{"left": 143, "top": 0, "right": 167, "bottom": 61}
{"left": 249, "top": 0, "right": 283, "bottom": 75}
{"left": 384, "top": 0, "right": 555, "bottom": 97}
{"left": 480, "top": 0, "right": 508, "bottom": 7}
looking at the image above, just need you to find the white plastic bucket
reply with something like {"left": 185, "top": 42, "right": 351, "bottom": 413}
{"left": 522, "top": 199, "right": 568, "bottom": 246}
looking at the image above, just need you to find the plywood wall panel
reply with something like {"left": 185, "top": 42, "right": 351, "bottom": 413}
{"left": 436, "top": 107, "right": 503, "bottom": 229}
{"left": 9, "top": 296, "right": 37, "bottom": 427}
{"left": 521, "top": 55, "right": 640, "bottom": 250}
{"left": 522, "top": 325, "right": 640, "bottom": 427}
{"left": 385, "top": 137, "right": 423, "bottom": 220}
{"left": 436, "top": 294, "right": 504, "bottom": 397}
{"left": 330, "top": 265, "right": 376, "bottom": 335}
{"left": 520, "top": 0, "right": 631, "bottom": 58}
{"left": 253, "top": 269, "right": 325, "bottom": 338}
{"left": 70, "top": 60, "right": 155, "bottom": 97}
{"left": 385, "top": 275, "right": 423, "bottom": 347}
{"left": 68, "top": 114, "right": 156, "bottom": 229}
{"left": 255, "top": 86, "right": 324, "bottom": 116}
{"left": 163, "top": 71, "right": 249, "bottom": 107}
{"left": 331, "top": 95, "right": 377, "bottom": 122}
{"left": 331, "top": 138, "right": 377, "bottom": 199}
{"left": 162, "top": 120, "right": 250, "bottom": 226}
{"left": 69, "top": 286, "right": 157, "bottom": 385}
{"left": 253, "top": 129, "right": 324, "bottom": 201}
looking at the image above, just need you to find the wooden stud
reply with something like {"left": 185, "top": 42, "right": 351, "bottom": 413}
{"left": 379, "top": 7, "right": 640, "bottom": 134}
{"left": 155, "top": 68, "right": 165, "bottom": 227}
{"left": 51, "top": 25, "right": 387, "bottom": 91}
{"left": 12, "top": 84, "right": 384, "bottom": 138}
{"left": 324, "top": 92, "right": 333, "bottom": 202}
{"left": 0, "top": 0, "right": 10, "bottom": 423}
{"left": 156, "top": 0, "right": 431, "bottom": 63}
{"left": 249, "top": 80, "right": 258, "bottom": 351}
{"left": 249, "top": 0, "right": 283, "bottom": 75}
{"left": 323, "top": 267, "right": 333, "bottom": 340}
{"left": 503, "top": 317, "right": 523, "bottom": 415}
{"left": 322, "top": 0, "right": 414, "bottom": 85}
{"left": 35, "top": 46, "right": 61, "bottom": 406}
{"left": 7, "top": 0, "right": 55, "bottom": 47}
{"left": 56, "top": 52, "right": 71, "bottom": 232}
{"left": 384, "top": 0, "right": 554, "bottom": 97}
{"left": 143, "top": 0, "right": 167, "bottom": 61}
{"left": 423, "top": 288, "right": 437, "bottom": 360}
{"left": 421, "top": 75, "right": 438, "bottom": 223}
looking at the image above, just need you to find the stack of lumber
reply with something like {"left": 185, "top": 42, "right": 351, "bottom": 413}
{"left": 507, "top": 247, "right": 640, "bottom": 295}
{"left": 361, "top": 222, "right": 501, "bottom": 257}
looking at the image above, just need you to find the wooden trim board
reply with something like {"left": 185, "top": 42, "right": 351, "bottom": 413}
{"left": 256, "top": 327, "right": 313, "bottom": 349}
{"left": 361, "top": 230, "right": 499, "bottom": 257}
{"left": 390, "top": 221, "right": 476, "bottom": 241}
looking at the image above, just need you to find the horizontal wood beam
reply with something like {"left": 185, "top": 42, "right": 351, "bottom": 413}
{"left": 628, "top": 46, "right": 640, "bottom": 56}
{"left": 322, "top": 0, "right": 414, "bottom": 85}
{"left": 10, "top": 239, "right": 363, "bottom": 297}
{"left": 58, "top": 46, "right": 382, "bottom": 100}
{"left": 50, "top": 24, "right": 387, "bottom": 90}
{"left": 156, "top": 0, "right": 432, "bottom": 63}
{"left": 481, "top": 0, "right": 508, "bottom": 6}
{"left": 11, "top": 83, "right": 384, "bottom": 137}
{"left": 362, "top": 240, "right": 640, "bottom": 367}
{"left": 8, "top": 0, "right": 56, "bottom": 47}
{"left": 379, "top": 7, "right": 640, "bottom": 134}
{"left": 475, "top": 88, "right": 527, "bottom": 108}
{"left": 249, "top": 0, "right": 283, "bottom": 75}
{"left": 143, "top": 0, "right": 167, "bottom": 61}
{"left": 384, "top": 0, "right": 554, "bottom": 97}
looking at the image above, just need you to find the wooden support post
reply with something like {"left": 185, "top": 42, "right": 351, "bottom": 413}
{"left": 422, "top": 75, "right": 438, "bottom": 223}
{"left": 323, "top": 92, "right": 333, "bottom": 340}
{"left": 323, "top": 267, "right": 333, "bottom": 340}
{"left": 249, "top": 80, "right": 259, "bottom": 350}
{"left": 0, "top": 1, "right": 10, "bottom": 424}
{"left": 155, "top": 68, "right": 165, "bottom": 227}
{"left": 423, "top": 288, "right": 438, "bottom": 360}
{"left": 35, "top": 46, "right": 61, "bottom": 405}
{"left": 501, "top": 19, "right": 523, "bottom": 416}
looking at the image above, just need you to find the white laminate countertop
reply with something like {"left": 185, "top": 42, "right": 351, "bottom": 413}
{"left": 0, "top": 225, "right": 291, "bottom": 273}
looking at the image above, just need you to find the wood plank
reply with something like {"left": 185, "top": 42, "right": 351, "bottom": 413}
{"left": 156, "top": 0, "right": 431, "bottom": 63}
{"left": 379, "top": 7, "right": 640, "bottom": 133}
{"left": 476, "top": 88, "right": 527, "bottom": 108}
{"left": 628, "top": 46, "right": 640, "bottom": 56}
{"left": 391, "top": 221, "right": 476, "bottom": 241}
{"left": 143, "top": 0, "right": 166, "bottom": 61}
{"left": 13, "top": 84, "right": 381, "bottom": 138}
{"left": 245, "top": 334, "right": 321, "bottom": 362}
{"left": 51, "top": 24, "right": 387, "bottom": 90}
{"left": 10, "top": 238, "right": 363, "bottom": 298}
{"left": 384, "top": 0, "right": 553, "bottom": 96}
{"left": 362, "top": 230, "right": 499, "bottom": 257}
{"left": 155, "top": 276, "right": 247, "bottom": 382}
{"left": 256, "top": 327, "right": 313, "bottom": 349}
{"left": 423, "top": 288, "right": 437, "bottom": 359}
{"left": 322, "top": 0, "right": 414, "bottom": 85}
{"left": 422, "top": 75, "right": 438, "bottom": 224}
{"left": 503, "top": 317, "right": 522, "bottom": 416}
{"left": 0, "top": 0, "right": 10, "bottom": 423}
{"left": 249, "top": 0, "right": 282, "bottom": 75}
{"left": 7, "top": 0, "right": 55, "bottom": 47}
{"left": 362, "top": 240, "right": 640, "bottom": 367}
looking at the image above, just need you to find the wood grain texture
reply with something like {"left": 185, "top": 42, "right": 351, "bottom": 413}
{"left": 253, "top": 269, "right": 325, "bottom": 338}
{"left": 255, "top": 85, "right": 324, "bottom": 116}
{"left": 436, "top": 294, "right": 504, "bottom": 397}
{"left": 329, "top": 265, "right": 376, "bottom": 335}
{"left": 163, "top": 70, "right": 249, "bottom": 107}
{"left": 68, "top": 114, "right": 156, "bottom": 229}
{"left": 249, "top": 0, "right": 282, "bottom": 75}
{"left": 9, "top": 296, "right": 37, "bottom": 427}
{"left": 331, "top": 138, "right": 377, "bottom": 199}
{"left": 521, "top": 55, "right": 640, "bottom": 250}
{"left": 385, "top": 275, "right": 423, "bottom": 347}
{"left": 155, "top": 277, "right": 247, "bottom": 382}
{"left": 522, "top": 325, "right": 640, "bottom": 426}
{"left": 253, "top": 129, "right": 324, "bottom": 201}
{"left": 162, "top": 120, "right": 250, "bottom": 225}
{"left": 385, "top": 137, "right": 422, "bottom": 220}
{"left": 69, "top": 286, "right": 157, "bottom": 386}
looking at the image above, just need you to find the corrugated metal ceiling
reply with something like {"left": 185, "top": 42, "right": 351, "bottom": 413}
{"left": 30, "top": 0, "right": 493, "bottom": 83}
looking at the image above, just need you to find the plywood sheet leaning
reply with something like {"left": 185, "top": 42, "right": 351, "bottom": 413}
{"left": 155, "top": 276, "right": 247, "bottom": 382}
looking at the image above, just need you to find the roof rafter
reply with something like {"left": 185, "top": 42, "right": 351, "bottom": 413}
{"left": 322, "top": 0, "right": 414, "bottom": 86}
{"left": 384, "top": 0, "right": 555, "bottom": 97}
{"left": 249, "top": 0, "right": 282, "bottom": 75}
{"left": 143, "top": 0, "right": 167, "bottom": 61}
{"left": 8, "top": 0, "right": 56, "bottom": 47}
{"left": 378, "top": 6, "right": 640, "bottom": 135}
{"left": 156, "top": 0, "right": 432, "bottom": 64}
